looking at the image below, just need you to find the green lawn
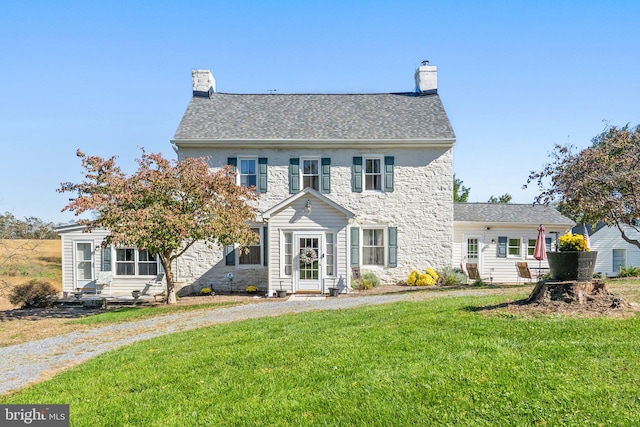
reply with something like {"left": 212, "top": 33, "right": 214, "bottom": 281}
{"left": 3, "top": 294, "right": 640, "bottom": 426}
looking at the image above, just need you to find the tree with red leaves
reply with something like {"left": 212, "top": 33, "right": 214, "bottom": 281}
{"left": 59, "top": 149, "right": 258, "bottom": 303}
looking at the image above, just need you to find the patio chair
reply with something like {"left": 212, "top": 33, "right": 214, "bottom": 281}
{"left": 515, "top": 262, "right": 534, "bottom": 284}
{"left": 465, "top": 263, "right": 492, "bottom": 284}
{"left": 516, "top": 262, "right": 534, "bottom": 283}
{"left": 95, "top": 271, "right": 113, "bottom": 295}
{"left": 146, "top": 273, "right": 165, "bottom": 296}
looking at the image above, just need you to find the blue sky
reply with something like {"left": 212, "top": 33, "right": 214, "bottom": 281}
{"left": 1, "top": 0, "right": 639, "bottom": 224}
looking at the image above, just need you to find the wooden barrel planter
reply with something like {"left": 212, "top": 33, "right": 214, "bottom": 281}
{"left": 547, "top": 251, "right": 598, "bottom": 282}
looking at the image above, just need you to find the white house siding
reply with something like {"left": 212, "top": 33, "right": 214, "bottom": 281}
{"left": 176, "top": 145, "right": 453, "bottom": 288}
{"left": 59, "top": 227, "right": 109, "bottom": 294}
{"left": 453, "top": 223, "right": 570, "bottom": 283}
{"left": 266, "top": 194, "right": 349, "bottom": 294}
{"left": 590, "top": 226, "right": 640, "bottom": 277}
{"left": 58, "top": 226, "right": 167, "bottom": 296}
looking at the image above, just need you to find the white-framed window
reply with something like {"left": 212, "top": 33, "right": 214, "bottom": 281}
{"left": 114, "top": 248, "right": 160, "bottom": 276}
{"left": 325, "top": 233, "right": 335, "bottom": 276}
{"left": 362, "top": 228, "right": 385, "bottom": 265}
{"left": 508, "top": 238, "right": 521, "bottom": 257}
{"left": 527, "top": 239, "right": 536, "bottom": 258}
{"left": 301, "top": 158, "right": 320, "bottom": 191}
{"left": 238, "top": 158, "right": 257, "bottom": 188}
{"left": 239, "top": 228, "right": 262, "bottom": 265}
{"left": 283, "top": 232, "right": 293, "bottom": 276}
{"left": 138, "top": 250, "right": 158, "bottom": 275}
{"left": 364, "top": 157, "right": 382, "bottom": 191}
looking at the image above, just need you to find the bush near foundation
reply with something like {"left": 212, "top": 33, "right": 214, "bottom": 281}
{"left": 9, "top": 279, "right": 58, "bottom": 308}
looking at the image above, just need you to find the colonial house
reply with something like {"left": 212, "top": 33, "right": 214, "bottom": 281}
{"left": 59, "top": 63, "right": 456, "bottom": 296}
{"left": 170, "top": 64, "right": 455, "bottom": 295}
{"left": 453, "top": 203, "right": 575, "bottom": 283}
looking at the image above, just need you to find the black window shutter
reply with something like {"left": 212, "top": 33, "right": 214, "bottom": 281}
{"left": 350, "top": 227, "right": 360, "bottom": 267}
{"left": 384, "top": 156, "right": 394, "bottom": 192}
{"left": 224, "top": 245, "right": 236, "bottom": 265}
{"left": 388, "top": 226, "right": 397, "bottom": 268}
{"left": 228, "top": 157, "right": 237, "bottom": 172}
{"left": 262, "top": 226, "right": 268, "bottom": 266}
{"left": 497, "top": 236, "right": 507, "bottom": 258}
{"left": 321, "top": 157, "right": 331, "bottom": 194}
{"left": 258, "top": 158, "right": 268, "bottom": 193}
{"left": 289, "top": 158, "right": 299, "bottom": 194}
{"left": 352, "top": 157, "right": 362, "bottom": 193}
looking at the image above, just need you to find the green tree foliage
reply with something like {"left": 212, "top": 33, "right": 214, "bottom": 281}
{"left": 526, "top": 123, "right": 640, "bottom": 249}
{"left": 59, "top": 149, "right": 259, "bottom": 304}
{"left": 453, "top": 174, "right": 470, "bottom": 202}
{"left": 0, "top": 212, "right": 57, "bottom": 239}
{"left": 487, "top": 193, "right": 512, "bottom": 204}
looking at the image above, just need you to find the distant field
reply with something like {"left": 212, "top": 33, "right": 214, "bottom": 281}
{"left": 0, "top": 239, "right": 61, "bottom": 310}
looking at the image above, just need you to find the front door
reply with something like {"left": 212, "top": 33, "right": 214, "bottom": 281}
{"left": 296, "top": 234, "right": 322, "bottom": 292}
{"left": 74, "top": 242, "right": 94, "bottom": 291}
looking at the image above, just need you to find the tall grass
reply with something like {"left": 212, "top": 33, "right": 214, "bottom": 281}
{"left": 2, "top": 294, "right": 640, "bottom": 426}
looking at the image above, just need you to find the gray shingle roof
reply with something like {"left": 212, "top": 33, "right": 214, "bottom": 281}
{"left": 173, "top": 92, "right": 455, "bottom": 141}
{"left": 454, "top": 203, "right": 575, "bottom": 226}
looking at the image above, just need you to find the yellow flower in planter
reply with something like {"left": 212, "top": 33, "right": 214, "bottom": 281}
{"left": 558, "top": 233, "right": 589, "bottom": 252}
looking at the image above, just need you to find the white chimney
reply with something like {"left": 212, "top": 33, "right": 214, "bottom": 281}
{"left": 192, "top": 69, "right": 216, "bottom": 97}
{"left": 414, "top": 60, "right": 437, "bottom": 94}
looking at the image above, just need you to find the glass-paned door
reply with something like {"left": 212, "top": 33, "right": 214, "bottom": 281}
{"left": 466, "top": 237, "right": 479, "bottom": 265}
{"left": 75, "top": 242, "right": 94, "bottom": 291}
{"left": 296, "top": 234, "right": 322, "bottom": 292}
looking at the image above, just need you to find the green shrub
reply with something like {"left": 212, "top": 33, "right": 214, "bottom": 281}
{"left": 617, "top": 265, "right": 640, "bottom": 277}
{"left": 436, "top": 267, "right": 466, "bottom": 286}
{"left": 352, "top": 272, "right": 381, "bottom": 290}
{"left": 9, "top": 280, "right": 58, "bottom": 308}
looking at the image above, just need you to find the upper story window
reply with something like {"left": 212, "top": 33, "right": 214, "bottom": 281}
{"left": 352, "top": 156, "right": 393, "bottom": 193}
{"left": 289, "top": 157, "right": 331, "bottom": 194}
{"left": 302, "top": 159, "right": 320, "bottom": 191}
{"left": 228, "top": 157, "right": 267, "bottom": 193}
{"left": 365, "top": 158, "right": 382, "bottom": 191}
{"left": 239, "top": 159, "right": 257, "bottom": 188}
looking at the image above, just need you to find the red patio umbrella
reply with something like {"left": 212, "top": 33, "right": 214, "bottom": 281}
{"left": 533, "top": 224, "right": 547, "bottom": 277}
{"left": 533, "top": 224, "right": 547, "bottom": 261}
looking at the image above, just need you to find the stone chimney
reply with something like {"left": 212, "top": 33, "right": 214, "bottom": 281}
{"left": 414, "top": 60, "right": 437, "bottom": 94}
{"left": 192, "top": 69, "right": 216, "bottom": 98}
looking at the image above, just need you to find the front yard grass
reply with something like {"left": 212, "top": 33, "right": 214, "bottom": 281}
{"left": 2, "top": 293, "right": 640, "bottom": 426}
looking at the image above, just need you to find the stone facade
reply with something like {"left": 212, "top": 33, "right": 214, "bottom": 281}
{"left": 175, "top": 145, "right": 454, "bottom": 293}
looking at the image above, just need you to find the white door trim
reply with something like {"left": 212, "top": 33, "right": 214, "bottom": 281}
{"left": 294, "top": 232, "right": 323, "bottom": 292}
{"left": 73, "top": 241, "right": 94, "bottom": 291}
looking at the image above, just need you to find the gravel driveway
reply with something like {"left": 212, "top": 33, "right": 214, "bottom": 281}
{"left": 0, "top": 289, "right": 499, "bottom": 395}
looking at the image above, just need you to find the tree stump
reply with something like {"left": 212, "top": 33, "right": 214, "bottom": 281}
{"left": 527, "top": 279, "right": 611, "bottom": 305}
